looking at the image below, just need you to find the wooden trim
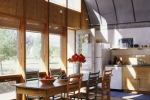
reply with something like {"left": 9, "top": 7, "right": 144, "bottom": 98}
{"left": 17, "top": 0, "right": 26, "bottom": 83}
{"left": 0, "top": 74, "right": 22, "bottom": 83}
{"left": 26, "top": 19, "right": 47, "bottom": 24}
{"left": 0, "top": 12, "right": 23, "bottom": 19}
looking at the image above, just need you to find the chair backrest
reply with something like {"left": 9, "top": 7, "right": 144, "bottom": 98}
{"left": 25, "top": 70, "right": 40, "bottom": 82}
{"left": 50, "top": 68, "right": 62, "bottom": 79}
{"left": 86, "top": 71, "right": 100, "bottom": 100}
{"left": 67, "top": 74, "right": 83, "bottom": 100}
{"left": 101, "top": 69, "right": 113, "bottom": 90}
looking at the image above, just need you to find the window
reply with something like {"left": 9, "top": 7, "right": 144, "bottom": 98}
{"left": 0, "top": 28, "right": 17, "bottom": 75}
{"left": 50, "top": 0, "right": 66, "bottom": 7}
{"left": 68, "top": 0, "right": 81, "bottom": 12}
{"left": 49, "top": 34, "right": 61, "bottom": 69}
{"left": 26, "top": 32, "right": 42, "bottom": 71}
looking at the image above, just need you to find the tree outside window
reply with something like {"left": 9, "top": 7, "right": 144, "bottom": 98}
{"left": 0, "top": 29, "right": 17, "bottom": 75}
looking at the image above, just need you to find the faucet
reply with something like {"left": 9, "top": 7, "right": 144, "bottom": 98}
{"left": 138, "top": 59, "right": 145, "bottom": 65}
{"left": 138, "top": 59, "right": 142, "bottom": 65}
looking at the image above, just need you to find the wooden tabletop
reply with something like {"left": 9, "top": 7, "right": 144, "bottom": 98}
{"left": 14, "top": 74, "right": 102, "bottom": 100}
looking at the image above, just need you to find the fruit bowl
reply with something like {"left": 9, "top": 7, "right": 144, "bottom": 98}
{"left": 40, "top": 78, "right": 55, "bottom": 85}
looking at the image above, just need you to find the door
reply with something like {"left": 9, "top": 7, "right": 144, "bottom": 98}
{"left": 76, "top": 28, "right": 95, "bottom": 77}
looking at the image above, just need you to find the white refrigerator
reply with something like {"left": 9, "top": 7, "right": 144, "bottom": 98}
{"left": 81, "top": 43, "right": 110, "bottom": 75}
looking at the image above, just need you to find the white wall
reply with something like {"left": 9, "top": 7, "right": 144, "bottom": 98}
{"left": 95, "top": 27, "right": 150, "bottom": 47}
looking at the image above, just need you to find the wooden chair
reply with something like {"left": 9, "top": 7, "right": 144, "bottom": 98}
{"left": 74, "top": 71, "right": 100, "bottom": 100}
{"left": 25, "top": 70, "right": 42, "bottom": 100}
{"left": 25, "top": 70, "right": 40, "bottom": 82}
{"left": 97, "top": 69, "right": 113, "bottom": 100}
{"left": 61, "top": 74, "right": 83, "bottom": 100}
{"left": 50, "top": 68, "right": 63, "bottom": 99}
{"left": 50, "top": 68, "right": 62, "bottom": 79}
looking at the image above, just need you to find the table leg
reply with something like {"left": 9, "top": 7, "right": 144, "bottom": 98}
{"left": 16, "top": 93, "right": 22, "bottom": 100}
{"left": 16, "top": 94, "right": 26, "bottom": 100}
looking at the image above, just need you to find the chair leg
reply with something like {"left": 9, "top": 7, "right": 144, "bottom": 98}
{"left": 107, "top": 91, "right": 110, "bottom": 100}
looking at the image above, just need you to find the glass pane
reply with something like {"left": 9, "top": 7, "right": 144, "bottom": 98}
{"left": 68, "top": 0, "right": 81, "bottom": 12}
{"left": 50, "top": 0, "right": 66, "bottom": 7}
{"left": 0, "top": 29, "right": 17, "bottom": 75}
{"left": 26, "top": 32, "right": 42, "bottom": 71}
{"left": 0, "top": 81, "right": 16, "bottom": 99}
{"left": 49, "top": 34, "right": 61, "bottom": 69}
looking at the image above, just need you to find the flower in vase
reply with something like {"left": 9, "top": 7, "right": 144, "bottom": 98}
{"left": 68, "top": 53, "right": 86, "bottom": 63}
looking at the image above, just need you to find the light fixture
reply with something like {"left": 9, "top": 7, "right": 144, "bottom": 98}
{"left": 60, "top": 10, "right": 63, "bottom": 13}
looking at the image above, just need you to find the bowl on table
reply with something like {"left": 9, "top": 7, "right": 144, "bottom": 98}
{"left": 40, "top": 78, "right": 55, "bottom": 85}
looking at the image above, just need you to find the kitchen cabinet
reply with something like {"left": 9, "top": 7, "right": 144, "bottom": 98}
{"left": 122, "top": 66, "right": 137, "bottom": 90}
{"left": 136, "top": 67, "right": 150, "bottom": 91}
{"left": 123, "top": 66, "right": 150, "bottom": 91}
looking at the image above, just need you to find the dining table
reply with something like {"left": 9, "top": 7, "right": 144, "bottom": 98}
{"left": 14, "top": 74, "right": 102, "bottom": 100}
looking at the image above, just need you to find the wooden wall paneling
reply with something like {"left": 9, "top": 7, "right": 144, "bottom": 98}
{"left": 0, "top": 0, "right": 23, "bottom": 17}
{"left": 26, "top": 0, "right": 47, "bottom": 22}
{"left": 16, "top": 0, "right": 23, "bottom": 17}
{"left": 11, "top": 0, "right": 16, "bottom": 15}
{"left": 67, "top": 9, "right": 81, "bottom": 29}
{"left": 81, "top": 0, "right": 89, "bottom": 29}
{"left": 49, "top": 3, "right": 66, "bottom": 26}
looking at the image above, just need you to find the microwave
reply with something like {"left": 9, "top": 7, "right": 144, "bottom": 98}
{"left": 118, "top": 38, "right": 133, "bottom": 47}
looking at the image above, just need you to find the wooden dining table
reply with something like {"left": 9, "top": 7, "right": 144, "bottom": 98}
{"left": 14, "top": 75, "right": 102, "bottom": 100}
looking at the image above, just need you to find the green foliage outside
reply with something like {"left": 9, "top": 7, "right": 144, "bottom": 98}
{"left": 0, "top": 29, "right": 17, "bottom": 61}
{"left": 0, "top": 29, "right": 61, "bottom": 73}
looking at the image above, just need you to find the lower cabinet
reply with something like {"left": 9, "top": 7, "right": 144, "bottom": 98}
{"left": 122, "top": 66, "right": 137, "bottom": 90}
{"left": 137, "top": 76, "right": 150, "bottom": 91}
{"left": 123, "top": 66, "right": 150, "bottom": 91}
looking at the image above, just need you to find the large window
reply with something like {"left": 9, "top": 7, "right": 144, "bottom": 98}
{"left": 50, "top": 0, "right": 66, "bottom": 7}
{"left": 49, "top": 34, "right": 61, "bottom": 69}
{"left": 68, "top": 0, "right": 81, "bottom": 12}
{"left": 0, "top": 28, "right": 17, "bottom": 75}
{"left": 26, "top": 32, "right": 42, "bottom": 71}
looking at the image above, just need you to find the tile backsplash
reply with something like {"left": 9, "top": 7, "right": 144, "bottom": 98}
{"left": 112, "top": 55, "right": 150, "bottom": 65}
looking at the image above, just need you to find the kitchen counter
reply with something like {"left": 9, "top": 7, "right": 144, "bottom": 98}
{"left": 106, "top": 64, "right": 150, "bottom": 67}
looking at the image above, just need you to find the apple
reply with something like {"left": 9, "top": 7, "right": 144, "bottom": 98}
{"left": 44, "top": 75, "right": 54, "bottom": 80}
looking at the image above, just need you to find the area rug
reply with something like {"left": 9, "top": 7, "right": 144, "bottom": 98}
{"left": 111, "top": 90, "right": 150, "bottom": 100}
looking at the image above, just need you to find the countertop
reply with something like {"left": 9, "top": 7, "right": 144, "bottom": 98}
{"left": 105, "top": 64, "right": 150, "bottom": 67}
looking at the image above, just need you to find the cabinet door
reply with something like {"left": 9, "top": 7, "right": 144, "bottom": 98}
{"left": 123, "top": 76, "right": 137, "bottom": 90}
{"left": 137, "top": 76, "right": 150, "bottom": 91}
{"left": 122, "top": 66, "right": 137, "bottom": 90}
{"left": 136, "top": 67, "right": 150, "bottom": 77}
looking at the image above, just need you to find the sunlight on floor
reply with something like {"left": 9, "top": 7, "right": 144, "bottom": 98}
{"left": 122, "top": 94, "right": 143, "bottom": 99}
